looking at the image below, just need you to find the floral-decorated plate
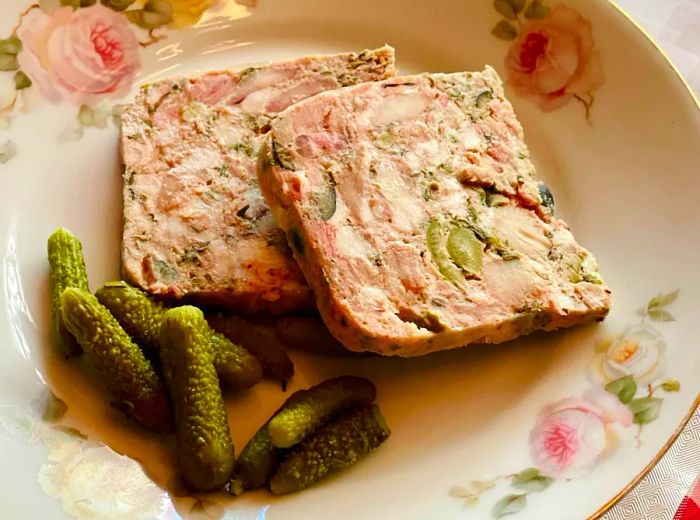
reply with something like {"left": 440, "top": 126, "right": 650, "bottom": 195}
{"left": 1, "top": 0, "right": 698, "bottom": 519}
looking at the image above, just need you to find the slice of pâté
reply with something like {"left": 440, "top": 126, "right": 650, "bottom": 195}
{"left": 259, "top": 66, "right": 611, "bottom": 355}
{"left": 120, "top": 47, "right": 395, "bottom": 313}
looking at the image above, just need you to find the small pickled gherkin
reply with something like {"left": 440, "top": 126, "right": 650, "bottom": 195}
{"left": 209, "top": 331, "right": 263, "bottom": 389}
{"left": 47, "top": 228, "right": 90, "bottom": 357}
{"left": 230, "top": 375, "right": 376, "bottom": 492}
{"left": 160, "top": 306, "right": 235, "bottom": 492}
{"left": 95, "top": 281, "right": 163, "bottom": 350}
{"left": 60, "top": 288, "right": 171, "bottom": 432}
{"left": 207, "top": 314, "right": 294, "bottom": 380}
{"left": 268, "top": 376, "right": 376, "bottom": 448}
{"left": 95, "top": 282, "right": 262, "bottom": 389}
{"left": 269, "top": 405, "right": 390, "bottom": 495}
{"left": 273, "top": 315, "right": 352, "bottom": 356}
{"left": 230, "top": 424, "right": 281, "bottom": 493}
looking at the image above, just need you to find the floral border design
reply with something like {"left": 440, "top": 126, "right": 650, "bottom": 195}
{"left": 0, "top": 387, "right": 272, "bottom": 519}
{"left": 491, "top": 1, "right": 604, "bottom": 120}
{"left": 0, "top": 0, "right": 603, "bottom": 166}
{"left": 0, "top": 388, "right": 171, "bottom": 519}
{"left": 0, "top": 0, "right": 254, "bottom": 165}
{"left": 451, "top": 290, "right": 681, "bottom": 518}
{"left": 0, "top": 294, "right": 684, "bottom": 518}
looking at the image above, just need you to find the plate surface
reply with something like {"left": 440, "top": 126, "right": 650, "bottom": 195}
{"left": 0, "top": 1, "right": 699, "bottom": 519}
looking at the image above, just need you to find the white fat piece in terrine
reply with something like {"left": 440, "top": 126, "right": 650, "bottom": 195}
{"left": 259, "top": 66, "right": 611, "bottom": 355}
{"left": 120, "top": 46, "right": 395, "bottom": 313}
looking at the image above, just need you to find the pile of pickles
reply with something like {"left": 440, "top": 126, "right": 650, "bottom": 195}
{"left": 47, "top": 228, "right": 390, "bottom": 494}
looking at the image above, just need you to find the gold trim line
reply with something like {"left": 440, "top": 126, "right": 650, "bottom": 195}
{"left": 589, "top": 393, "right": 700, "bottom": 518}
{"left": 587, "top": 3, "right": 700, "bottom": 515}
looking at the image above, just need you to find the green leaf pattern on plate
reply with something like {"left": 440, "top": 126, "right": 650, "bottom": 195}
{"left": 490, "top": 0, "right": 556, "bottom": 41}
{"left": 523, "top": 0, "right": 550, "bottom": 19}
{"left": 491, "top": 20, "right": 518, "bottom": 41}
{"left": 628, "top": 397, "right": 663, "bottom": 425}
{"left": 512, "top": 468, "right": 553, "bottom": 492}
{"left": 455, "top": 289, "right": 680, "bottom": 516}
{"left": 604, "top": 375, "right": 637, "bottom": 404}
{"left": 492, "top": 494, "right": 527, "bottom": 518}
{"left": 505, "top": 0, "right": 526, "bottom": 13}
{"left": 661, "top": 379, "right": 681, "bottom": 392}
{"left": 644, "top": 289, "right": 679, "bottom": 321}
{"left": 4, "top": 386, "right": 181, "bottom": 519}
{"left": 648, "top": 309, "right": 674, "bottom": 322}
{"left": 0, "top": 140, "right": 17, "bottom": 164}
{"left": 0, "top": 0, "right": 228, "bottom": 165}
{"left": 487, "top": 0, "right": 603, "bottom": 121}
{"left": 494, "top": 0, "right": 517, "bottom": 20}
{"left": 647, "top": 290, "right": 679, "bottom": 310}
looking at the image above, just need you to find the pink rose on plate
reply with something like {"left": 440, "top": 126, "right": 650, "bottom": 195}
{"left": 529, "top": 389, "right": 632, "bottom": 477}
{"left": 17, "top": 4, "right": 140, "bottom": 106}
{"left": 505, "top": 4, "right": 604, "bottom": 111}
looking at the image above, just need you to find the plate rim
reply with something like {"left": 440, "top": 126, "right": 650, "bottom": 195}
{"left": 589, "top": 1, "right": 700, "bottom": 517}
{"left": 591, "top": 394, "right": 700, "bottom": 519}
{"left": 1, "top": 0, "right": 699, "bottom": 517}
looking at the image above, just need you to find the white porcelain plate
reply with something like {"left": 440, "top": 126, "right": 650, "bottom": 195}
{"left": 1, "top": 1, "right": 699, "bottom": 519}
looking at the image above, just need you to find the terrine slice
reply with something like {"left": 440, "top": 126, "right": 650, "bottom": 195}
{"left": 259, "top": 66, "right": 611, "bottom": 355}
{"left": 120, "top": 46, "right": 395, "bottom": 313}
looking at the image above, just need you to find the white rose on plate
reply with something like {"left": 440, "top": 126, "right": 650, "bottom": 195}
{"left": 590, "top": 323, "right": 666, "bottom": 385}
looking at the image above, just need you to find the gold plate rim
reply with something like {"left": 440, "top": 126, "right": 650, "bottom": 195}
{"left": 603, "top": 0, "right": 699, "bottom": 110}
{"left": 586, "top": 3, "right": 699, "bottom": 518}
{"left": 589, "top": 394, "right": 700, "bottom": 518}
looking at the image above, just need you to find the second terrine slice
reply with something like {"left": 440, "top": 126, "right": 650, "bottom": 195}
{"left": 120, "top": 47, "right": 395, "bottom": 313}
{"left": 259, "top": 66, "right": 611, "bottom": 355}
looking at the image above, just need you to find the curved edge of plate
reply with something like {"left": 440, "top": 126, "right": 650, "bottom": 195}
{"left": 589, "top": 393, "right": 700, "bottom": 519}
{"left": 584, "top": 4, "right": 699, "bottom": 516}
{"left": 606, "top": 0, "right": 699, "bottom": 111}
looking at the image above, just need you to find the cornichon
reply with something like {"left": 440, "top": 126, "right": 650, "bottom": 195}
{"left": 60, "top": 288, "right": 171, "bottom": 432}
{"left": 209, "top": 331, "right": 263, "bottom": 389}
{"left": 47, "top": 228, "right": 90, "bottom": 357}
{"left": 268, "top": 376, "right": 377, "bottom": 448}
{"left": 230, "top": 375, "right": 376, "bottom": 491}
{"left": 95, "top": 282, "right": 263, "bottom": 389}
{"left": 95, "top": 281, "right": 163, "bottom": 350}
{"left": 269, "top": 405, "right": 390, "bottom": 494}
{"left": 229, "top": 424, "right": 280, "bottom": 493}
{"left": 159, "top": 306, "right": 235, "bottom": 492}
{"left": 207, "top": 314, "right": 294, "bottom": 380}
{"left": 273, "top": 316, "right": 352, "bottom": 356}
